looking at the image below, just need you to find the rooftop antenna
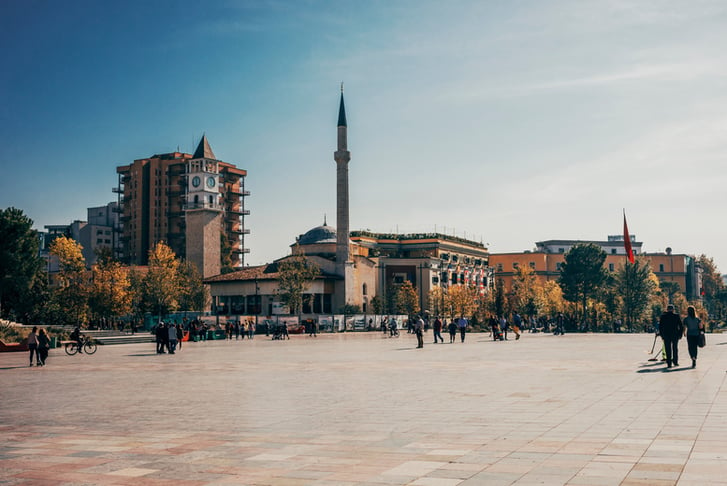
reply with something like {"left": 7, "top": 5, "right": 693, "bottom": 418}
{"left": 324, "top": 213, "right": 327, "bottom": 226}
{"left": 340, "top": 81, "right": 344, "bottom": 93}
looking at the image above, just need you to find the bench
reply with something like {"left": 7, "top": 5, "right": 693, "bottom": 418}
{"left": 0, "top": 338, "right": 29, "bottom": 353}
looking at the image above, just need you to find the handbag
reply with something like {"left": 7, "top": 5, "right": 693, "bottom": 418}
{"left": 698, "top": 332, "right": 706, "bottom": 348}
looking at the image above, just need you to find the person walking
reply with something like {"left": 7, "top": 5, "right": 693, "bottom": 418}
{"left": 499, "top": 316, "right": 509, "bottom": 340}
{"left": 414, "top": 315, "right": 424, "bottom": 348}
{"left": 27, "top": 326, "right": 39, "bottom": 366}
{"left": 489, "top": 315, "right": 501, "bottom": 341}
{"left": 447, "top": 319, "right": 457, "bottom": 343}
{"left": 176, "top": 324, "right": 184, "bottom": 351}
{"left": 683, "top": 305, "right": 704, "bottom": 368}
{"left": 457, "top": 316, "right": 468, "bottom": 343}
{"left": 512, "top": 312, "right": 522, "bottom": 340}
{"left": 248, "top": 319, "right": 255, "bottom": 339}
{"left": 168, "top": 322, "right": 178, "bottom": 354}
{"left": 156, "top": 322, "right": 166, "bottom": 353}
{"left": 37, "top": 328, "right": 50, "bottom": 366}
{"left": 659, "top": 304, "right": 683, "bottom": 368}
{"left": 432, "top": 316, "right": 444, "bottom": 343}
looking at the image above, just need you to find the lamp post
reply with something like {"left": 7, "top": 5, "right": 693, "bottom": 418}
{"left": 254, "top": 277, "right": 259, "bottom": 331}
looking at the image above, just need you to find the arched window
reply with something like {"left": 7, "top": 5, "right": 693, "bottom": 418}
{"left": 362, "top": 283, "right": 368, "bottom": 296}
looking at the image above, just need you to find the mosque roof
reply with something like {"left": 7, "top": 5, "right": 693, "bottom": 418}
{"left": 298, "top": 223, "right": 337, "bottom": 245}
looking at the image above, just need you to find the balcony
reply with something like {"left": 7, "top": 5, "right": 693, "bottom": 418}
{"left": 227, "top": 207, "right": 250, "bottom": 216}
{"left": 232, "top": 247, "right": 251, "bottom": 254}
{"left": 112, "top": 186, "right": 123, "bottom": 193}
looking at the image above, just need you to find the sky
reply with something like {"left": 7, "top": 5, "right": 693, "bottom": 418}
{"left": 1, "top": 0, "right": 726, "bottom": 273}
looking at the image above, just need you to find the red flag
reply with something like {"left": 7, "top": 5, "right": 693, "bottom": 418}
{"left": 623, "top": 212, "right": 635, "bottom": 263}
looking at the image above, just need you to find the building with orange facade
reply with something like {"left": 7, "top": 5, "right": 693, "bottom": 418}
{"left": 115, "top": 136, "right": 249, "bottom": 276}
{"left": 489, "top": 237, "right": 702, "bottom": 301}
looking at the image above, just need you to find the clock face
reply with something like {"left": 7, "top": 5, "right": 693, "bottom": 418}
{"left": 192, "top": 176, "right": 201, "bottom": 188}
{"left": 206, "top": 176, "right": 216, "bottom": 188}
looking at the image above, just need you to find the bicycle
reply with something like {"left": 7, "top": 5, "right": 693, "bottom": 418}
{"left": 65, "top": 337, "right": 97, "bottom": 355}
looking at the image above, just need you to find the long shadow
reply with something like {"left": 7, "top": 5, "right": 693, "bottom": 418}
{"left": 637, "top": 365, "right": 690, "bottom": 373}
{"left": 127, "top": 353, "right": 164, "bottom": 357}
{"left": 0, "top": 365, "right": 34, "bottom": 370}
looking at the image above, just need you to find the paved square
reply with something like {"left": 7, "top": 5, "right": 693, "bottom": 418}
{"left": 1, "top": 331, "right": 726, "bottom": 485}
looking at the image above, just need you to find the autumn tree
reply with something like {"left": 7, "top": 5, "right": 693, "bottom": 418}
{"left": 143, "top": 242, "right": 180, "bottom": 318}
{"left": 428, "top": 287, "right": 446, "bottom": 317}
{"left": 394, "top": 280, "right": 420, "bottom": 316}
{"left": 88, "top": 251, "right": 132, "bottom": 322}
{"left": 559, "top": 243, "right": 608, "bottom": 330}
{"left": 277, "top": 248, "right": 320, "bottom": 315}
{"left": 511, "top": 265, "right": 543, "bottom": 318}
{"left": 0, "top": 207, "right": 45, "bottom": 321}
{"left": 446, "top": 284, "right": 479, "bottom": 319}
{"left": 49, "top": 236, "right": 89, "bottom": 325}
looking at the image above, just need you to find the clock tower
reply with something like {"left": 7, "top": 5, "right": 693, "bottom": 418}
{"left": 185, "top": 135, "right": 222, "bottom": 278}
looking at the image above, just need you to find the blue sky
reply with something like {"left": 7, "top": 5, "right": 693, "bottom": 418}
{"left": 2, "top": 0, "right": 726, "bottom": 273}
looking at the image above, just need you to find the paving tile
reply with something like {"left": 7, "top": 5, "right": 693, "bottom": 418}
{"left": 2, "top": 333, "right": 727, "bottom": 485}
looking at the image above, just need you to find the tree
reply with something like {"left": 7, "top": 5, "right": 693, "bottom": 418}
{"left": 178, "top": 260, "right": 209, "bottom": 311}
{"left": 658, "top": 281, "right": 681, "bottom": 303}
{"left": 143, "top": 242, "right": 180, "bottom": 318}
{"left": 511, "top": 265, "right": 543, "bottom": 318}
{"left": 559, "top": 243, "right": 608, "bottom": 330}
{"left": 614, "top": 258, "right": 657, "bottom": 331}
{"left": 394, "top": 280, "right": 419, "bottom": 316}
{"left": 697, "top": 254, "right": 725, "bottom": 319}
{"left": 0, "top": 207, "right": 44, "bottom": 321}
{"left": 49, "top": 236, "right": 89, "bottom": 326}
{"left": 428, "top": 287, "right": 446, "bottom": 317}
{"left": 88, "top": 253, "right": 132, "bottom": 322}
{"left": 276, "top": 249, "right": 319, "bottom": 315}
{"left": 541, "top": 280, "right": 565, "bottom": 318}
{"left": 446, "top": 284, "right": 479, "bottom": 319}
{"left": 370, "top": 295, "right": 384, "bottom": 314}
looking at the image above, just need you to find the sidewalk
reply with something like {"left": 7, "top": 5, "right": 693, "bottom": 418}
{"left": 1, "top": 332, "right": 726, "bottom": 485}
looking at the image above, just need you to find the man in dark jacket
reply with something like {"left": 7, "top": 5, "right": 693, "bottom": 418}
{"left": 659, "top": 304, "right": 683, "bottom": 368}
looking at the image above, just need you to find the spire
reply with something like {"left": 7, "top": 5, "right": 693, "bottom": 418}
{"left": 337, "top": 84, "right": 347, "bottom": 128}
{"left": 193, "top": 134, "right": 216, "bottom": 160}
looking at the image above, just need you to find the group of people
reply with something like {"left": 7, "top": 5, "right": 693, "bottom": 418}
{"left": 658, "top": 304, "right": 705, "bottom": 368}
{"left": 155, "top": 322, "right": 184, "bottom": 354}
{"left": 26, "top": 326, "right": 51, "bottom": 366}
{"left": 224, "top": 320, "right": 256, "bottom": 340}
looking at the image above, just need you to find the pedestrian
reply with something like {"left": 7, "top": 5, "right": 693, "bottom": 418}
{"left": 432, "top": 316, "right": 444, "bottom": 343}
{"left": 683, "top": 305, "right": 704, "bottom": 368}
{"left": 156, "top": 322, "right": 166, "bottom": 353}
{"left": 489, "top": 315, "right": 501, "bottom": 341}
{"left": 512, "top": 312, "right": 522, "bottom": 340}
{"left": 499, "top": 316, "right": 509, "bottom": 340}
{"left": 415, "top": 315, "right": 424, "bottom": 348}
{"left": 447, "top": 319, "right": 457, "bottom": 343}
{"left": 457, "top": 316, "right": 468, "bottom": 343}
{"left": 27, "top": 326, "right": 39, "bottom": 366}
{"left": 176, "top": 324, "right": 184, "bottom": 351}
{"left": 235, "top": 321, "right": 241, "bottom": 340}
{"left": 248, "top": 319, "right": 255, "bottom": 339}
{"left": 308, "top": 319, "right": 317, "bottom": 337}
{"left": 659, "top": 304, "right": 683, "bottom": 368}
{"left": 37, "top": 328, "right": 50, "bottom": 366}
{"left": 168, "top": 322, "right": 178, "bottom": 354}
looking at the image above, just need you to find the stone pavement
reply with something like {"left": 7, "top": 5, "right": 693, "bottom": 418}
{"left": 1, "top": 331, "right": 726, "bottom": 486}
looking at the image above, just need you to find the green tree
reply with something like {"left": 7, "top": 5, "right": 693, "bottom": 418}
{"left": 178, "top": 260, "right": 209, "bottom": 311}
{"left": 658, "top": 281, "right": 681, "bottom": 303}
{"left": 559, "top": 243, "right": 608, "bottom": 330}
{"left": 49, "top": 236, "right": 89, "bottom": 326}
{"left": 394, "top": 280, "right": 419, "bottom": 316}
{"left": 0, "top": 207, "right": 44, "bottom": 321}
{"left": 277, "top": 249, "right": 319, "bottom": 315}
{"left": 614, "top": 258, "right": 657, "bottom": 331}
{"left": 697, "top": 254, "right": 725, "bottom": 319}
{"left": 143, "top": 242, "right": 180, "bottom": 318}
{"left": 370, "top": 295, "right": 384, "bottom": 314}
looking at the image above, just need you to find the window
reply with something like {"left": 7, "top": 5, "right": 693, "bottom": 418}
{"left": 556, "top": 262, "right": 562, "bottom": 271}
{"left": 609, "top": 263, "right": 614, "bottom": 271}
{"left": 513, "top": 262, "right": 519, "bottom": 269}
{"left": 659, "top": 264, "right": 664, "bottom": 272}
{"left": 559, "top": 248, "right": 565, "bottom": 253}
{"left": 529, "top": 262, "right": 536, "bottom": 269}
{"left": 611, "top": 249, "right": 617, "bottom": 254}
{"left": 496, "top": 263, "right": 503, "bottom": 272}
{"left": 362, "top": 283, "right": 368, "bottom": 296}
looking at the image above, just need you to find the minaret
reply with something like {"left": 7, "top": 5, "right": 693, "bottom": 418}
{"left": 334, "top": 85, "right": 353, "bottom": 310}
{"left": 334, "top": 85, "right": 351, "bottom": 270}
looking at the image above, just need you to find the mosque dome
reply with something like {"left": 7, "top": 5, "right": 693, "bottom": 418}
{"left": 298, "top": 223, "right": 337, "bottom": 246}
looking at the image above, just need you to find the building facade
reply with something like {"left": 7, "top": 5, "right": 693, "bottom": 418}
{"left": 490, "top": 238, "right": 702, "bottom": 301}
{"left": 115, "top": 136, "right": 249, "bottom": 276}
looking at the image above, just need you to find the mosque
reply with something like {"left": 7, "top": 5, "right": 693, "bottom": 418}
{"left": 205, "top": 90, "right": 490, "bottom": 318}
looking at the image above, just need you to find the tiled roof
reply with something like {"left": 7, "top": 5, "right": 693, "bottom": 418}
{"left": 193, "top": 134, "right": 216, "bottom": 160}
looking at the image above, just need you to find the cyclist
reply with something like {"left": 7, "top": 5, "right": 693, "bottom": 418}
{"left": 70, "top": 326, "right": 84, "bottom": 353}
